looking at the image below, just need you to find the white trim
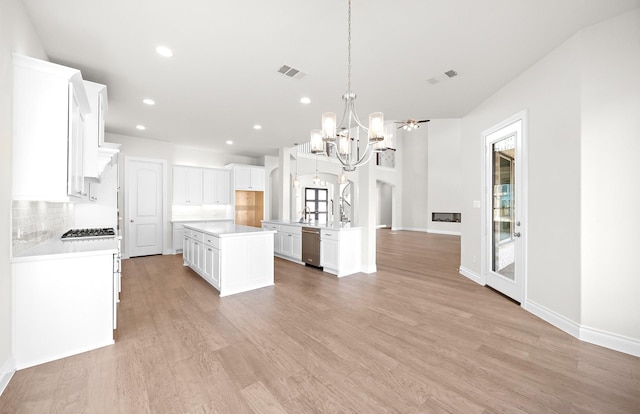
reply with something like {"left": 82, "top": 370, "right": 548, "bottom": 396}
{"left": 396, "top": 227, "right": 429, "bottom": 233}
{"left": 481, "top": 110, "right": 528, "bottom": 303}
{"left": 360, "top": 264, "right": 377, "bottom": 274}
{"left": 459, "top": 266, "right": 485, "bottom": 285}
{"left": 15, "top": 339, "right": 114, "bottom": 370}
{"left": 427, "top": 229, "right": 461, "bottom": 236}
{"left": 0, "top": 356, "right": 16, "bottom": 397}
{"left": 580, "top": 325, "right": 640, "bottom": 357}
{"left": 124, "top": 156, "right": 168, "bottom": 259}
{"left": 524, "top": 299, "right": 581, "bottom": 338}
{"left": 525, "top": 300, "right": 640, "bottom": 357}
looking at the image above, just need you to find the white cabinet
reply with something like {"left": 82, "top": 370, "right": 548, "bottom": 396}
{"left": 12, "top": 54, "right": 91, "bottom": 201}
{"left": 184, "top": 225, "right": 274, "bottom": 297}
{"left": 203, "top": 237, "right": 221, "bottom": 289}
{"left": 233, "top": 165, "right": 265, "bottom": 191}
{"left": 13, "top": 253, "right": 115, "bottom": 369}
{"left": 262, "top": 223, "right": 281, "bottom": 254}
{"left": 174, "top": 166, "right": 231, "bottom": 205}
{"left": 67, "top": 82, "right": 86, "bottom": 198}
{"left": 82, "top": 81, "right": 107, "bottom": 179}
{"left": 173, "top": 166, "right": 203, "bottom": 205}
{"left": 280, "top": 225, "right": 302, "bottom": 261}
{"left": 203, "top": 169, "right": 230, "bottom": 204}
{"left": 321, "top": 228, "right": 362, "bottom": 277}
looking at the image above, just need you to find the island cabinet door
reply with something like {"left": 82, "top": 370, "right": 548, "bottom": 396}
{"left": 321, "top": 239, "right": 339, "bottom": 270}
{"left": 281, "top": 233, "right": 293, "bottom": 257}
{"left": 203, "top": 245, "right": 214, "bottom": 282}
{"left": 193, "top": 241, "right": 204, "bottom": 273}
{"left": 183, "top": 236, "right": 191, "bottom": 265}
{"left": 211, "top": 248, "right": 221, "bottom": 289}
{"left": 291, "top": 234, "right": 302, "bottom": 261}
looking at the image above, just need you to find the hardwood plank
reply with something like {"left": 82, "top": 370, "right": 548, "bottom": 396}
{"left": 1, "top": 230, "right": 638, "bottom": 414}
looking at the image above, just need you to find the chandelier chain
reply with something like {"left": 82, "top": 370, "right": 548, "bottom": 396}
{"left": 347, "top": 0, "right": 352, "bottom": 93}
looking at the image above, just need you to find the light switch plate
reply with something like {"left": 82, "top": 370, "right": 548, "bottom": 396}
{"left": 473, "top": 200, "right": 481, "bottom": 208}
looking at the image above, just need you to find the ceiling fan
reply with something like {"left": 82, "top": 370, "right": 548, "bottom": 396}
{"left": 395, "top": 119, "right": 430, "bottom": 130}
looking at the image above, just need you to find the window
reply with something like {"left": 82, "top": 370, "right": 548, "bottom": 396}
{"left": 305, "top": 188, "right": 329, "bottom": 222}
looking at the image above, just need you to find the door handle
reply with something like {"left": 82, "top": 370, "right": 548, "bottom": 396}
{"left": 513, "top": 232, "right": 521, "bottom": 238}
{"left": 130, "top": 219, "right": 134, "bottom": 223}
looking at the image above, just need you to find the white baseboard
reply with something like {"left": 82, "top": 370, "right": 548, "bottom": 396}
{"left": 396, "top": 227, "right": 428, "bottom": 233}
{"left": 360, "top": 264, "right": 377, "bottom": 274}
{"left": 0, "top": 355, "right": 16, "bottom": 397}
{"left": 459, "top": 266, "right": 485, "bottom": 285}
{"left": 580, "top": 325, "right": 640, "bottom": 357}
{"left": 427, "top": 229, "right": 461, "bottom": 236}
{"left": 525, "top": 300, "right": 640, "bottom": 357}
{"left": 524, "top": 300, "right": 581, "bottom": 338}
{"left": 16, "top": 339, "right": 114, "bottom": 370}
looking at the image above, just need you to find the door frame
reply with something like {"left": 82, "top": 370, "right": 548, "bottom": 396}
{"left": 480, "top": 110, "right": 529, "bottom": 304}
{"left": 124, "top": 156, "right": 168, "bottom": 259}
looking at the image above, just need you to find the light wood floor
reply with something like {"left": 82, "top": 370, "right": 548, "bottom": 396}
{"left": 1, "top": 230, "right": 638, "bottom": 413}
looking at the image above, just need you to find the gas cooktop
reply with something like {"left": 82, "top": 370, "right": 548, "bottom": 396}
{"left": 61, "top": 227, "right": 116, "bottom": 241}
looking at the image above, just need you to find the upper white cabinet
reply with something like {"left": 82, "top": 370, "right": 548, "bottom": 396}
{"left": 173, "top": 166, "right": 203, "bottom": 205}
{"left": 12, "top": 54, "right": 91, "bottom": 201}
{"left": 173, "top": 166, "right": 231, "bottom": 205}
{"left": 82, "top": 81, "right": 108, "bottom": 179}
{"left": 203, "top": 169, "right": 230, "bottom": 204}
{"left": 233, "top": 165, "right": 265, "bottom": 191}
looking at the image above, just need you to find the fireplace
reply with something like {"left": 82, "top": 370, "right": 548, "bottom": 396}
{"left": 432, "top": 212, "right": 461, "bottom": 223}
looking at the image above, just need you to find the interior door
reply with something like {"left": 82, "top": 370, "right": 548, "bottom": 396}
{"left": 484, "top": 115, "right": 527, "bottom": 303}
{"left": 127, "top": 158, "right": 163, "bottom": 257}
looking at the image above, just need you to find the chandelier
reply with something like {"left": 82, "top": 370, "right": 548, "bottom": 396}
{"left": 309, "top": 0, "right": 388, "bottom": 172}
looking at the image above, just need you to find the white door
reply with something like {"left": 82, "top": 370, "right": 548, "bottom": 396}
{"left": 126, "top": 158, "right": 164, "bottom": 257}
{"left": 483, "top": 112, "right": 527, "bottom": 303}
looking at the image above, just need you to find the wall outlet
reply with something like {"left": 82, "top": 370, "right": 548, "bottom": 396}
{"left": 473, "top": 200, "right": 481, "bottom": 208}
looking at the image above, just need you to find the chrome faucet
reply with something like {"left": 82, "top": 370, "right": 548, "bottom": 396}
{"left": 303, "top": 206, "right": 311, "bottom": 222}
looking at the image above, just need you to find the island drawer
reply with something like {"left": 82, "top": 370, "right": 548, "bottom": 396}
{"left": 262, "top": 223, "right": 279, "bottom": 231}
{"left": 321, "top": 229, "right": 340, "bottom": 241}
{"left": 191, "top": 230, "right": 204, "bottom": 242}
{"left": 203, "top": 235, "right": 219, "bottom": 249}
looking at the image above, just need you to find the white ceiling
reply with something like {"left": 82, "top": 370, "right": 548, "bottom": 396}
{"left": 21, "top": 0, "right": 640, "bottom": 157}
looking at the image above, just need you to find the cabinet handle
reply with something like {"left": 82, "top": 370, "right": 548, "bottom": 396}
{"left": 208, "top": 248, "right": 212, "bottom": 252}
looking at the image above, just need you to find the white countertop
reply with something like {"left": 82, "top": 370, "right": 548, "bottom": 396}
{"left": 12, "top": 237, "right": 119, "bottom": 262}
{"left": 171, "top": 218, "right": 234, "bottom": 223}
{"left": 183, "top": 222, "right": 275, "bottom": 237}
{"left": 261, "top": 220, "right": 361, "bottom": 231}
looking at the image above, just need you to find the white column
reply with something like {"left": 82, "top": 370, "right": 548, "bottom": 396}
{"left": 357, "top": 157, "right": 377, "bottom": 273}
{"left": 278, "top": 147, "right": 291, "bottom": 220}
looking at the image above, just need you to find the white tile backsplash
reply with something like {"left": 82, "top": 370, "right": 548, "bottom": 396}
{"left": 12, "top": 200, "right": 74, "bottom": 255}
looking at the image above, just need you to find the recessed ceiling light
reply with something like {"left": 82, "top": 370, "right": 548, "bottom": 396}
{"left": 142, "top": 98, "right": 155, "bottom": 105}
{"left": 155, "top": 46, "right": 173, "bottom": 57}
{"left": 253, "top": 124, "right": 262, "bottom": 130}
{"left": 136, "top": 125, "right": 146, "bottom": 130}
{"left": 226, "top": 140, "right": 233, "bottom": 145}
{"left": 300, "top": 97, "right": 311, "bottom": 104}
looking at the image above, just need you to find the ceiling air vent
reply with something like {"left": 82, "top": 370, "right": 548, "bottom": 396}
{"left": 277, "top": 64, "right": 306, "bottom": 80}
{"left": 426, "top": 69, "right": 459, "bottom": 85}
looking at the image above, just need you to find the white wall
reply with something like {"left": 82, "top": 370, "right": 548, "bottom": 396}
{"left": 427, "top": 119, "right": 462, "bottom": 235}
{"left": 460, "top": 8, "right": 640, "bottom": 353}
{"left": 0, "top": 0, "right": 48, "bottom": 391}
{"left": 401, "top": 127, "right": 429, "bottom": 230}
{"left": 579, "top": 10, "right": 640, "bottom": 341}
{"left": 106, "top": 133, "right": 258, "bottom": 256}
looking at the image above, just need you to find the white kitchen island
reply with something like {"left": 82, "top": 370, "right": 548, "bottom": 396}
{"left": 182, "top": 222, "right": 275, "bottom": 297}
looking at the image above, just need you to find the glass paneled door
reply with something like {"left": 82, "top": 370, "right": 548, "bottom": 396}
{"left": 484, "top": 114, "right": 527, "bottom": 303}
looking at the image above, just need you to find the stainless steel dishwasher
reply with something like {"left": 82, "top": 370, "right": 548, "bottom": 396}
{"left": 301, "top": 227, "right": 321, "bottom": 267}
